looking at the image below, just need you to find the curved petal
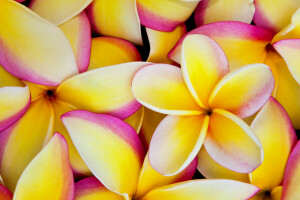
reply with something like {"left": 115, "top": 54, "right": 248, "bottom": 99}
{"left": 0, "top": 0, "right": 78, "bottom": 86}
{"left": 57, "top": 62, "right": 149, "bottom": 119}
{"left": 271, "top": 186, "right": 283, "bottom": 200}
{"left": 88, "top": 37, "right": 141, "bottom": 71}
{"left": 141, "top": 179, "right": 259, "bottom": 200}
{"left": 250, "top": 97, "right": 297, "bottom": 190}
{"left": 273, "top": 39, "right": 300, "bottom": 84}
{"left": 181, "top": 34, "right": 229, "bottom": 108}
{"left": 149, "top": 115, "right": 209, "bottom": 175}
{"left": 75, "top": 177, "right": 124, "bottom": 200}
{"left": 146, "top": 24, "right": 186, "bottom": 64}
{"left": 131, "top": 64, "right": 202, "bottom": 115}
{"left": 13, "top": 133, "right": 74, "bottom": 200}
{"left": 0, "top": 98, "right": 53, "bottom": 192}
{"left": 61, "top": 110, "right": 145, "bottom": 198}
{"left": 204, "top": 109, "right": 263, "bottom": 173}
{"left": 136, "top": 0, "right": 200, "bottom": 31}
{"left": 195, "top": 0, "right": 255, "bottom": 26}
{"left": 135, "top": 154, "right": 197, "bottom": 199}
{"left": 281, "top": 141, "right": 300, "bottom": 200}
{"left": 209, "top": 64, "right": 274, "bottom": 118}
{"left": 51, "top": 100, "right": 91, "bottom": 177}
{"left": 29, "top": 0, "right": 92, "bottom": 25}
{"left": 124, "top": 106, "right": 144, "bottom": 133}
{"left": 197, "top": 147, "right": 249, "bottom": 183}
{"left": 253, "top": 0, "right": 300, "bottom": 33}
{"left": 87, "top": 0, "right": 142, "bottom": 45}
{"left": 0, "top": 185, "right": 12, "bottom": 200}
{"left": 169, "top": 22, "right": 273, "bottom": 70}
{"left": 59, "top": 12, "right": 91, "bottom": 73}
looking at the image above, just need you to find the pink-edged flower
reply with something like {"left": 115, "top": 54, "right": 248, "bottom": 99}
{"left": 61, "top": 110, "right": 259, "bottom": 200}
{"left": 131, "top": 34, "right": 275, "bottom": 176}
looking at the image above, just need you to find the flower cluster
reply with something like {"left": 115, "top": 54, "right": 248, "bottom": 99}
{"left": 1, "top": 0, "right": 300, "bottom": 199}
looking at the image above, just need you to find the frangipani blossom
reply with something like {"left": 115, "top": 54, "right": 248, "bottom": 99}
{"left": 197, "top": 97, "right": 298, "bottom": 200}
{"left": 62, "top": 110, "right": 259, "bottom": 200}
{"left": 132, "top": 34, "right": 275, "bottom": 176}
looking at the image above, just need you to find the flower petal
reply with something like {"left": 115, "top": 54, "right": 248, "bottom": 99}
{"left": 51, "top": 100, "right": 91, "bottom": 177}
{"left": 253, "top": 0, "right": 300, "bottom": 33}
{"left": 132, "top": 64, "right": 202, "bottom": 115}
{"left": 197, "top": 147, "right": 249, "bottom": 182}
{"left": 75, "top": 177, "right": 124, "bottom": 200}
{"left": 13, "top": 133, "right": 74, "bottom": 200}
{"left": 146, "top": 24, "right": 186, "bottom": 64}
{"left": 135, "top": 154, "right": 197, "bottom": 199}
{"left": 59, "top": 12, "right": 91, "bottom": 73}
{"left": 271, "top": 186, "right": 283, "bottom": 200}
{"left": 195, "top": 0, "right": 255, "bottom": 26}
{"left": 88, "top": 37, "right": 141, "bottom": 71}
{"left": 181, "top": 34, "right": 229, "bottom": 108}
{"left": 0, "top": 98, "right": 53, "bottom": 192}
{"left": 87, "top": 0, "right": 142, "bottom": 45}
{"left": 141, "top": 179, "right": 259, "bottom": 200}
{"left": 29, "top": 0, "right": 92, "bottom": 25}
{"left": 209, "top": 64, "right": 274, "bottom": 118}
{"left": 124, "top": 106, "right": 144, "bottom": 133}
{"left": 204, "top": 109, "right": 263, "bottom": 173}
{"left": 281, "top": 141, "right": 300, "bottom": 200}
{"left": 149, "top": 115, "right": 209, "bottom": 175}
{"left": 0, "top": 185, "right": 12, "bottom": 200}
{"left": 0, "top": 0, "right": 78, "bottom": 86}
{"left": 169, "top": 22, "right": 273, "bottom": 70}
{"left": 250, "top": 97, "right": 297, "bottom": 190}
{"left": 61, "top": 110, "right": 145, "bottom": 198}
{"left": 136, "top": 0, "right": 200, "bottom": 31}
{"left": 57, "top": 62, "right": 149, "bottom": 119}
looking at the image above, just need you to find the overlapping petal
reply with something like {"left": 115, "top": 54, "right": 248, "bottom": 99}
{"left": 59, "top": 12, "right": 91, "bottom": 73}
{"left": 29, "top": 0, "right": 92, "bottom": 25}
{"left": 0, "top": 185, "right": 12, "bottom": 200}
{"left": 209, "top": 64, "right": 274, "bottom": 118}
{"left": 136, "top": 0, "right": 200, "bottom": 31}
{"left": 250, "top": 97, "right": 297, "bottom": 190}
{"left": 87, "top": 0, "right": 142, "bottom": 45}
{"left": 131, "top": 64, "right": 202, "bottom": 115}
{"left": 124, "top": 106, "right": 144, "bottom": 133}
{"left": 181, "top": 34, "right": 229, "bottom": 108}
{"left": 204, "top": 109, "right": 263, "bottom": 173}
{"left": 149, "top": 115, "right": 209, "bottom": 175}
{"left": 194, "top": 0, "right": 255, "bottom": 26}
{"left": 88, "top": 37, "right": 141, "bottom": 71}
{"left": 57, "top": 62, "right": 149, "bottom": 119}
{"left": 61, "top": 110, "right": 145, "bottom": 198}
{"left": 0, "top": 98, "right": 53, "bottom": 191}
{"left": 141, "top": 180, "right": 259, "bottom": 200}
{"left": 0, "top": 0, "right": 78, "bottom": 86}
{"left": 13, "top": 133, "right": 74, "bottom": 200}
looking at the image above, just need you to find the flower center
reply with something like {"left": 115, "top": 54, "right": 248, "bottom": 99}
{"left": 46, "top": 89, "right": 56, "bottom": 100}
{"left": 206, "top": 109, "right": 212, "bottom": 116}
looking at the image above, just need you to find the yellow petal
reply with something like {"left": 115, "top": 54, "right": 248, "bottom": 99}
{"left": 13, "top": 133, "right": 74, "bottom": 200}
{"left": 250, "top": 97, "right": 297, "bottom": 190}
{"left": 146, "top": 23, "right": 186, "bottom": 64}
{"left": 59, "top": 12, "right": 91, "bottom": 73}
{"left": 131, "top": 64, "right": 202, "bottom": 115}
{"left": 87, "top": 0, "right": 142, "bottom": 45}
{"left": 57, "top": 62, "right": 149, "bottom": 119}
{"left": 62, "top": 110, "right": 145, "bottom": 198}
{"left": 75, "top": 177, "right": 124, "bottom": 200}
{"left": 195, "top": 0, "right": 255, "bottom": 26}
{"left": 209, "top": 64, "right": 274, "bottom": 118}
{"left": 141, "top": 180, "right": 259, "bottom": 200}
{"left": 204, "top": 109, "right": 263, "bottom": 173}
{"left": 124, "top": 106, "right": 144, "bottom": 133}
{"left": 197, "top": 147, "right": 250, "bottom": 183}
{"left": 149, "top": 115, "right": 209, "bottom": 175}
{"left": 271, "top": 186, "right": 283, "bottom": 200}
{"left": 88, "top": 37, "right": 141, "bottom": 71}
{"left": 0, "top": 98, "right": 53, "bottom": 192}
{"left": 0, "top": 0, "right": 78, "bottom": 86}
{"left": 181, "top": 34, "right": 229, "bottom": 108}
{"left": 29, "top": 0, "right": 92, "bottom": 25}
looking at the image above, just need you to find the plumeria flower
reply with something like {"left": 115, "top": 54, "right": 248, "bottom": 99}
{"left": 197, "top": 97, "right": 298, "bottom": 200}
{"left": 61, "top": 110, "right": 260, "bottom": 200}
{"left": 0, "top": 0, "right": 147, "bottom": 191}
